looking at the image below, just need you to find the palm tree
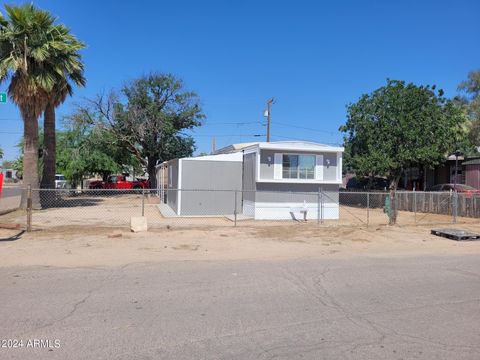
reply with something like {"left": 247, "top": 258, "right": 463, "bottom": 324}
{"left": 41, "top": 27, "right": 85, "bottom": 189}
{"left": 0, "top": 4, "right": 83, "bottom": 207}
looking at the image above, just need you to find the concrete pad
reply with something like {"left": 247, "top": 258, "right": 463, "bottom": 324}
{"left": 130, "top": 216, "right": 148, "bottom": 232}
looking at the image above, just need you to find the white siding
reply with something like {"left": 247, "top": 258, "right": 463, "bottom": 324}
{"left": 337, "top": 153, "right": 342, "bottom": 181}
{"left": 273, "top": 153, "right": 283, "bottom": 179}
{"left": 315, "top": 155, "right": 324, "bottom": 180}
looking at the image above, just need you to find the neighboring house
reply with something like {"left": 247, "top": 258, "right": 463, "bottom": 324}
{"left": 156, "top": 141, "right": 344, "bottom": 220}
{"left": 463, "top": 158, "right": 480, "bottom": 189}
{"left": 400, "top": 154, "right": 465, "bottom": 191}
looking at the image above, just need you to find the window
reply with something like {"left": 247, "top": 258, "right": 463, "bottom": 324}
{"left": 282, "top": 154, "right": 315, "bottom": 179}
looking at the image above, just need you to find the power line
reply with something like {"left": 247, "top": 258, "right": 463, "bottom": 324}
{"left": 271, "top": 135, "right": 343, "bottom": 146}
{"left": 184, "top": 133, "right": 265, "bottom": 137}
{"left": 274, "top": 121, "right": 338, "bottom": 135}
{"left": 203, "top": 120, "right": 341, "bottom": 135}
{"left": 204, "top": 121, "right": 262, "bottom": 125}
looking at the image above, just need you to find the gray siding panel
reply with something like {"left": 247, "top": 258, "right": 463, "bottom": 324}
{"left": 179, "top": 190, "right": 240, "bottom": 216}
{"left": 259, "top": 149, "right": 275, "bottom": 179}
{"left": 180, "top": 160, "right": 242, "bottom": 215}
{"left": 255, "top": 183, "right": 339, "bottom": 203}
{"left": 323, "top": 153, "right": 338, "bottom": 181}
{"left": 242, "top": 153, "right": 256, "bottom": 202}
{"left": 181, "top": 160, "right": 242, "bottom": 190}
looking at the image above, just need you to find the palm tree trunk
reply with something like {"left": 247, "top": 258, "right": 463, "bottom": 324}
{"left": 21, "top": 112, "right": 41, "bottom": 209}
{"left": 41, "top": 103, "right": 56, "bottom": 189}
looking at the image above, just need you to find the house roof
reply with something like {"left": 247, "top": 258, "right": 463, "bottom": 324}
{"left": 182, "top": 152, "right": 243, "bottom": 162}
{"left": 213, "top": 142, "right": 259, "bottom": 154}
{"left": 156, "top": 141, "right": 344, "bottom": 169}
{"left": 156, "top": 151, "right": 243, "bottom": 168}
{"left": 446, "top": 154, "right": 465, "bottom": 161}
{"left": 216, "top": 141, "right": 344, "bottom": 154}
{"left": 462, "top": 158, "right": 480, "bottom": 166}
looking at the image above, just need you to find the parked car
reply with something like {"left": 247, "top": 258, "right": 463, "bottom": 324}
{"left": 88, "top": 175, "right": 150, "bottom": 189}
{"left": 55, "top": 174, "right": 70, "bottom": 189}
{"left": 427, "top": 184, "right": 480, "bottom": 194}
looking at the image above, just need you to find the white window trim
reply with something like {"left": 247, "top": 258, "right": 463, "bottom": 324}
{"left": 273, "top": 153, "right": 283, "bottom": 179}
{"left": 259, "top": 151, "right": 335, "bottom": 182}
{"left": 178, "top": 159, "right": 182, "bottom": 215}
{"left": 316, "top": 155, "right": 324, "bottom": 181}
{"left": 337, "top": 153, "right": 342, "bottom": 182}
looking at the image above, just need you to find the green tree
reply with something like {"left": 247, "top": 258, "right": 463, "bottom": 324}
{"left": 0, "top": 4, "right": 76, "bottom": 207}
{"left": 340, "top": 79, "right": 466, "bottom": 224}
{"left": 457, "top": 70, "right": 480, "bottom": 148}
{"left": 41, "top": 24, "right": 86, "bottom": 189}
{"left": 88, "top": 73, "right": 204, "bottom": 188}
{"left": 56, "top": 113, "right": 142, "bottom": 186}
{"left": 0, "top": 146, "right": 3, "bottom": 159}
{"left": 2, "top": 160, "right": 15, "bottom": 168}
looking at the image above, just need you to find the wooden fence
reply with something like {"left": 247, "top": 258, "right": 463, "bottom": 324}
{"left": 339, "top": 191, "right": 480, "bottom": 219}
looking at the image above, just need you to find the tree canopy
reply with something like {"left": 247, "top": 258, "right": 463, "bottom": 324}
{"left": 0, "top": 4, "right": 85, "bottom": 207}
{"left": 84, "top": 73, "right": 204, "bottom": 187}
{"left": 457, "top": 70, "right": 480, "bottom": 148}
{"left": 341, "top": 79, "right": 466, "bottom": 190}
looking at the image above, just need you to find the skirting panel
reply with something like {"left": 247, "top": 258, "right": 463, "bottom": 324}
{"left": 251, "top": 202, "right": 339, "bottom": 220}
{"left": 242, "top": 200, "right": 255, "bottom": 217}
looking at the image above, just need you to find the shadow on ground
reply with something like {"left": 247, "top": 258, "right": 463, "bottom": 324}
{"left": 40, "top": 196, "right": 105, "bottom": 209}
{"left": 0, "top": 230, "right": 25, "bottom": 242}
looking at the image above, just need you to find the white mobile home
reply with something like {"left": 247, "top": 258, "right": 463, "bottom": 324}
{"left": 156, "top": 141, "right": 344, "bottom": 220}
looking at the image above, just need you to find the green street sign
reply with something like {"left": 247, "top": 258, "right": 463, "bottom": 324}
{"left": 0, "top": 92, "right": 6, "bottom": 104}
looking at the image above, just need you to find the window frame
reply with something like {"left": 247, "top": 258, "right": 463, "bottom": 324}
{"left": 281, "top": 154, "right": 316, "bottom": 180}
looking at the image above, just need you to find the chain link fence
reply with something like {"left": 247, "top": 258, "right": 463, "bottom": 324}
{"left": 0, "top": 187, "right": 478, "bottom": 232}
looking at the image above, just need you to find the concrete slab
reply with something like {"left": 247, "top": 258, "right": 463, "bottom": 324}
{"left": 130, "top": 216, "right": 148, "bottom": 232}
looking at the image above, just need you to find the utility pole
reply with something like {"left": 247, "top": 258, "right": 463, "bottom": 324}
{"left": 265, "top": 98, "right": 274, "bottom": 142}
{"left": 211, "top": 137, "right": 216, "bottom": 154}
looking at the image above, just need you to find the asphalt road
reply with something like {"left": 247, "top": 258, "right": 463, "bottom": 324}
{"left": 1, "top": 255, "right": 480, "bottom": 360}
{"left": 1, "top": 187, "right": 22, "bottom": 198}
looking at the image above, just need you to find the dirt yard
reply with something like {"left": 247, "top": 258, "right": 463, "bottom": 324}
{"left": 1, "top": 193, "right": 479, "bottom": 268}
{"left": 1, "top": 221, "right": 480, "bottom": 268}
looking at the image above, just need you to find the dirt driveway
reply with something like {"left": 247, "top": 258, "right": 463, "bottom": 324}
{"left": 1, "top": 222, "right": 480, "bottom": 268}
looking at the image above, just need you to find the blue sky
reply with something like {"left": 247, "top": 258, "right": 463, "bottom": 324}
{"left": 0, "top": 0, "right": 479, "bottom": 160}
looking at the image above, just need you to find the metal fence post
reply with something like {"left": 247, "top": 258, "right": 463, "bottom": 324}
{"left": 320, "top": 187, "right": 324, "bottom": 224}
{"left": 234, "top": 190, "right": 238, "bottom": 227}
{"left": 317, "top": 188, "right": 321, "bottom": 225}
{"left": 414, "top": 191, "right": 417, "bottom": 225}
{"left": 141, "top": 188, "right": 145, "bottom": 217}
{"left": 453, "top": 191, "right": 458, "bottom": 224}
{"left": 366, "top": 192, "right": 370, "bottom": 227}
{"left": 26, "top": 185, "right": 32, "bottom": 232}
